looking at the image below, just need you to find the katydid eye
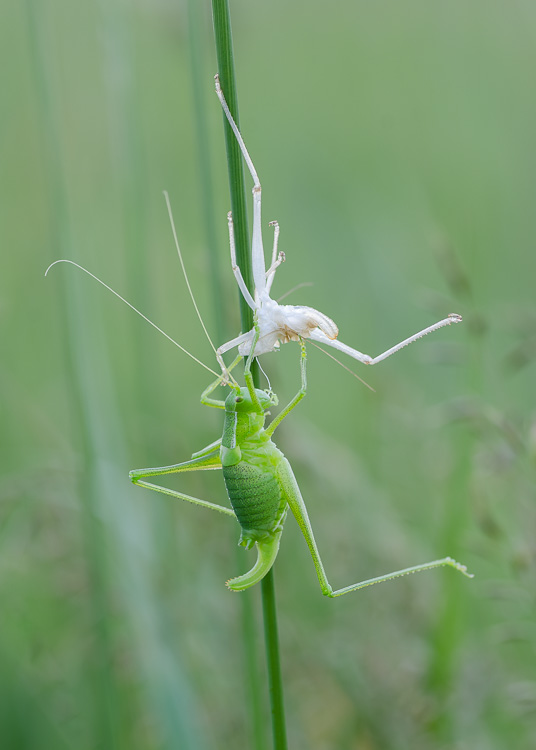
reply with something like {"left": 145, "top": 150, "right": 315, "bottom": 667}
{"left": 235, "top": 397, "right": 243, "bottom": 403}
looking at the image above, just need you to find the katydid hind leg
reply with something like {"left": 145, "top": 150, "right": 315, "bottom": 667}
{"left": 277, "top": 459, "right": 473, "bottom": 598}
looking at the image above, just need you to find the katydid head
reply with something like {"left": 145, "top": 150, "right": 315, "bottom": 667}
{"left": 225, "top": 386, "right": 277, "bottom": 414}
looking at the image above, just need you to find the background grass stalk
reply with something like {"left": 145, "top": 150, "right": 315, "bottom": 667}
{"left": 211, "top": 2, "right": 288, "bottom": 748}
{"left": 26, "top": 3, "right": 119, "bottom": 745}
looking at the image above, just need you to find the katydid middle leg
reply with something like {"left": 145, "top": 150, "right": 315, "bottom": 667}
{"left": 264, "top": 339, "right": 307, "bottom": 438}
{"left": 129, "top": 450, "right": 234, "bottom": 517}
{"left": 129, "top": 357, "right": 244, "bottom": 515}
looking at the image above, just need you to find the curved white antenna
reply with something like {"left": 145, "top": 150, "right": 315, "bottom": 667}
{"left": 308, "top": 340, "right": 376, "bottom": 392}
{"left": 163, "top": 191, "right": 217, "bottom": 355}
{"left": 45, "top": 259, "right": 219, "bottom": 377}
{"left": 277, "top": 282, "right": 314, "bottom": 304}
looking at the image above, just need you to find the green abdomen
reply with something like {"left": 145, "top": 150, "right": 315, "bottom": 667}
{"left": 223, "top": 462, "right": 282, "bottom": 533}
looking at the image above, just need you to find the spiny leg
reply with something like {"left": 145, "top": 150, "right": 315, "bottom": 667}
{"left": 265, "top": 339, "right": 308, "bottom": 438}
{"left": 365, "top": 313, "right": 463, "bottom": 364}
{"left": 310, "top": 314, "right": 463, "bottom": 365}
{"left": 277, "top": 458, "right": 473, "bottom": 598}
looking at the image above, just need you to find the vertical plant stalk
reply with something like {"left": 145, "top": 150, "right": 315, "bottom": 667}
{"left": 186, "top": 3, "right": 265, "bottom": 747}
{"left": 186, "top": 0, "right": 226, "bottom": 345}
{"left": 25, "top": 3, "right": 119, "bottom": 747}
{"left": 211, "top": 2, "right": 288, "bottom": 749}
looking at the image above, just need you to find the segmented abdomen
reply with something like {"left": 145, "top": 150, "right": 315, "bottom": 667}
{"left": 223, "top": 461, "right": 282, "bottom": 533}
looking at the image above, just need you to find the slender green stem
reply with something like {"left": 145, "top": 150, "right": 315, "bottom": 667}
{"left": 186, "top": 0, "right": 226, "bottom": 345}
{"left": 211, "top": 0, "right": 252, "bottom": 333}
{"left": 211, "top": 3, "right": 287, "bottom": 748}
{"left": 260, "top": 569, "right": 288, "bottom": 750}
{"left": 187, "top": 6, "right": 265, "bottom": 746}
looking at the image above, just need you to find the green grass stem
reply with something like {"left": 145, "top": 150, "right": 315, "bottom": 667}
{"left": 187, "top": 4, "right": 265, "bottom": 746}
{"left": 211, "top": 2, "right": 288, "bottom": 748}
{"left": 25, "top": 3, "right": 120, "bottom": 746}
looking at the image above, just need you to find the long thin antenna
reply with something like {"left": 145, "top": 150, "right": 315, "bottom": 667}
{"left": 163, "top": 191, "right": 218, "bottom": 355}
{"left": 308, "top": 340, "right": 376, "bottom": 392}
{"left": 45, "top": 260, "right": 219, "bottom": 377}
{"left": 277, "top": 282, "right": 314, "bottom": 303}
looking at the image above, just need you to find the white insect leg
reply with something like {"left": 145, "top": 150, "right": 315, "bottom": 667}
{"left": 216, "top": 330, "right": 254, "bottom": 376}
{"left": 265, "top": 220, "right": 285, "bottom": 294}
{"left": 310, "top": 313, "right": 463, "bottom": 365}
{"left": 309, "top": 328, "right": 372, "bottom": 364}
{"left": 366, "top": 313, "right": 462, "bottom": 364}
{"left": 215, "top": 74, "right": 267, "bottom": 297}
{"left": 227, "top": 211, "right": 257, "bottom": 310}
{"left": 269, "top": 221, "right": 280, "bottom": 269}
{"left": 250, "top": 177, "right": 266, "bottom": 299}
{"left": 214, "top": 74, "right": 463, "bottom": 371}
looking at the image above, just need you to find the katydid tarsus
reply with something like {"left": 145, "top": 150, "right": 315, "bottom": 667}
{"left": 46, "top": 258, "right": 472, "bottom": 596}
{"left": 213, "top": 73, "right": 463, "bottom": 377}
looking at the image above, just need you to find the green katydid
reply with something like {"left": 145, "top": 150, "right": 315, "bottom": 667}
{"left": 129, "top": 329, "right": 472, "bottom": 594}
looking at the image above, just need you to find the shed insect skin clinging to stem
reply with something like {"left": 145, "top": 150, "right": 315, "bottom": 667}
{"left": 213, "top": 73, "right": 463, "bottom": 376}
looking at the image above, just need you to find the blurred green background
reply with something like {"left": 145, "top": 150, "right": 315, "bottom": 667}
{"left": 3, "top": 1, "right": 536, "bottom": 748}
